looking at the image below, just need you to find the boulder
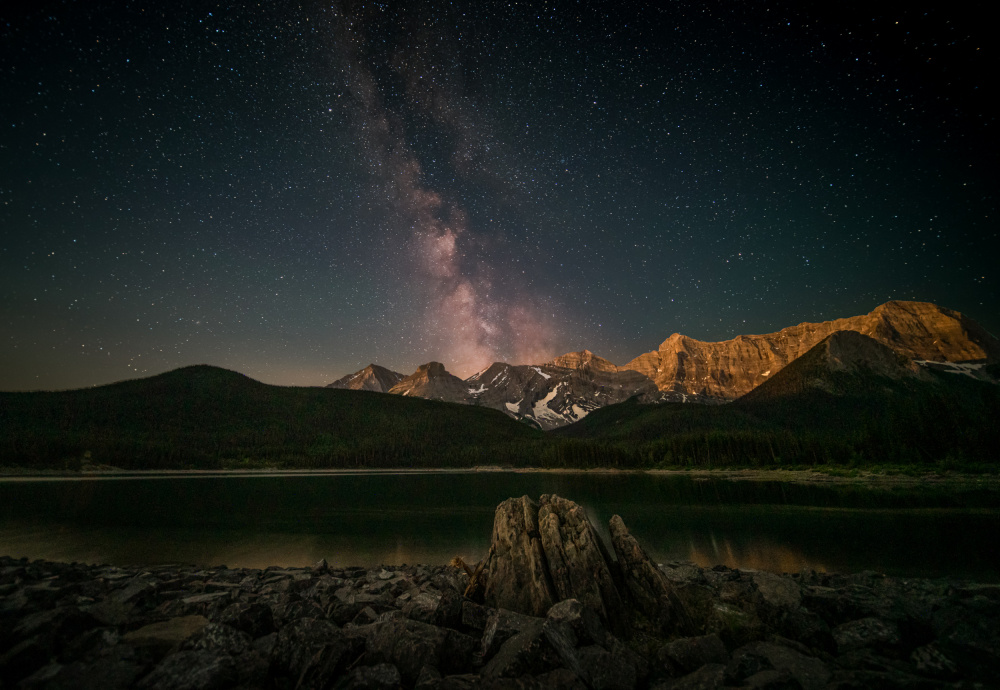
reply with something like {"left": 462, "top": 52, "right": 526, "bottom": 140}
{"left": 333, "top": 662, "right": 402, "bottom": 689}
{"left": 136, "top": 649, "right": 239, "bottom": 690}
{"left": 725, "top": 642, "right": 830, "bottom": 690}
{"left": 480, "top": 619, "right": 563, "bottom": 680}
{"left": 482, "top": 608, "right": 542, "bottom": 660}
{"left": 366, "top": 617, "right": 476, "bottom": 685}
{"left": 121, "top": 615, "right": 210, "bottom": 653}
{"left": 656, "top": 634, "right": 729, "bottom": 677}
{"left": 831, "top": 617, "right": 900, "bottom": 654}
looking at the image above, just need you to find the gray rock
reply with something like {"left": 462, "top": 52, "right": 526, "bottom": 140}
{"left": 336, "top": 663, "right": 402, "bottom": 689}
{"left": 741, "top": 669, "right": 802, "bottom": 689}
{"left": 18, "top": 657, "right": 145, "bottom": 690}
{"left": 366, "top": 617, "right": 476, "bottom": 685}
{"left": 433, "top": 588, "right": 464, "bottom": 629}
{"left": 656, "top": 634, "right": 729, "bottom": 676}
{"left": 481, "top": 608, "right": 543, "bottom": 661}
{"left": 931, "top": 595, "right": 1000, "bottom": 681}
{"left": 832, "top": 617, "right": 901, "bottom": 653}
{"left": 403, "top": 591, "right": 442, "bottom": 623}
{"left": 461, "top": 599, "right": 494, "bottom": 631}
{"left": 546, "top": 598, "right": 611, "bottom": 648}
{"left": 420, "top": 672, "right": 482, "bottom": 689}
{"left": 136, "top": 649, "right": 239, "bottom": 690}
{"left": 910, "top": 643, "right": 958, "bottom": 679}
{"left": 270, "top": 617, "right": 344, "bottom": 679}
{"left": 576, "top": 643, "right": 639, "bottom": 690}
{"left": 705, "top": 600, "right": 764, "bottom": 648}
{"left": 121, "top": 615, "right": 210, "bottom": 654}
{"left": 480, "top": 620, "right": 562, "bottom": 680}
{"left": 540, "top": 619, "right": 584, "bottom": 680}
{"left": 652, "top": 663, "right": 726, "bottom": 689}
{"left": 215, "top": 600, "right": 274, "bottom": 638}
{"left": 725, "top": 642, "right": 830, "bottom": 690}
{"left": 296, "top": 639, "right": 358, "bottom": 689}
{"left": 415, "top": 664, "right": 443, "bottom": 688}
{"left": 188, "top": 623, "right": 253, "bottom": 656}
{"left": 0, "top": 635, "right": 52, "bottom": 685}
{"left": 12, "top": 605, "right": 100, "bottom": 648}
{"left": 753, "top": 572, "right": 802, "bottom": 611}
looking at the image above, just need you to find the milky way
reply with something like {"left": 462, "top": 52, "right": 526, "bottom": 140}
{"left": 333, "top": 4, "right": 555, "bottom": 375}
{"left": 0, "top": 1, "right": 995, "bottom": 390}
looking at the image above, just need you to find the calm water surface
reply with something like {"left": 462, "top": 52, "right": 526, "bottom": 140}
{"left": 1, "top": 471, "right": 997, "bottom": 580}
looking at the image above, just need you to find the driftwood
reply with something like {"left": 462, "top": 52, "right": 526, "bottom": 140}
{"left": 450, "top": 544, "right": 496, "bottom": 600}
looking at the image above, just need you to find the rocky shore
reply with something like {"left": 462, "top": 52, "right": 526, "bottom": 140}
{"left": 2, "top": 495, "right": 998, "bottom": 689}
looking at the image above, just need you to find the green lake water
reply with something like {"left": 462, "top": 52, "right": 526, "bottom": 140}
{"left": 1, "top": 471, "right": 997, "bottom": 580}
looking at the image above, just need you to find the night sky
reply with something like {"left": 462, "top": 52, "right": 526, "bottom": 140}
{"left": 2, "top": 1, "right": 996, "bottom": 391}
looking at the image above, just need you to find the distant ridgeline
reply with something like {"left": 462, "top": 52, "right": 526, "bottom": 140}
{"left": 1, "top": 301, "right": 998, "bottom": 471}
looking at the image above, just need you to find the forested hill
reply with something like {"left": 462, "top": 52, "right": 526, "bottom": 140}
{"left": 0, "top": 365, "right": 543, "bottom": 470}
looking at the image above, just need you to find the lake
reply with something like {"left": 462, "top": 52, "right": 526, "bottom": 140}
{"left": 1, "top": 471, "right": 998, "bottom": 581}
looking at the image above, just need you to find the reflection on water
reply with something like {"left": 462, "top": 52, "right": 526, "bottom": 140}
{"left": 0, "top": 472, "right": 997, "bottom": 580}
{"left": 687, "top": 539, "right": 829, "bottom": 575}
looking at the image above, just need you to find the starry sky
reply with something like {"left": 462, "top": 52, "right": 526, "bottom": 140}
{"left": 1, "top": 0, "right": 996, "bottom": 390}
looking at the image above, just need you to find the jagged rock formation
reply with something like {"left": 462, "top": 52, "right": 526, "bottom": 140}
{"left": 625, "top": 301, "right": 998, "bottom": 401}
{"left": 387, "top": 362, "right": 470, "bottom": 403}
{"left": 465, "top": 361, "right": 660, "bottom": 430}
{"left": 326, "top": 364, "right": 404, "bottom": 393}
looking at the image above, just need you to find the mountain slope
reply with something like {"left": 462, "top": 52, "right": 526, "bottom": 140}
{"left": 624, "top": 301, "right": 997, "bottom": 400}
{"left": 327, "top": 364, "right": 404, "bottom": 393}
{"left": 738, "top": 330, "right": 926, "bottom": 401}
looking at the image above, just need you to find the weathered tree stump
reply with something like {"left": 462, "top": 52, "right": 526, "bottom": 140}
{"left": 480, "top": 495, "right": 632, "bottom": 636}
{"left": 479, "top": 494, "right": 695, "bottom": 640}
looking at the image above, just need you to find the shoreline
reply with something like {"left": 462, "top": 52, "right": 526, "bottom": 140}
{"left": 1, "top": 465, "right": 999, "bottom": 487}
{"left": 3, "top": 551, "right": 998, "bottom": 686}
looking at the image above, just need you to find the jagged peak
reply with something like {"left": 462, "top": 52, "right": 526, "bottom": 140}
{"left": 657, "top": 332, "right": 702, "bottom": 351}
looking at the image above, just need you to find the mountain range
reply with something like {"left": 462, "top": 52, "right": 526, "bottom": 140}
{"left": 327, "top": 301, "right": 998, "bottom": 429}
{"left": 4, "top": 301, "right": 997, "bottom": 471}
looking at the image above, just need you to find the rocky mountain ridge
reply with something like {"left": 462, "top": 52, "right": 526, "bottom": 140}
{"left": 328, "top": 301, "right": 997, "bottom": 429}
{"left": 624, "top": 300, "right": 997, "bottom": 401}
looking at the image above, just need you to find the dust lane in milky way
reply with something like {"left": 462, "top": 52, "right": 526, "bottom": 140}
{"left": 0, "top": 1, "right": 995, "bottom": 390}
